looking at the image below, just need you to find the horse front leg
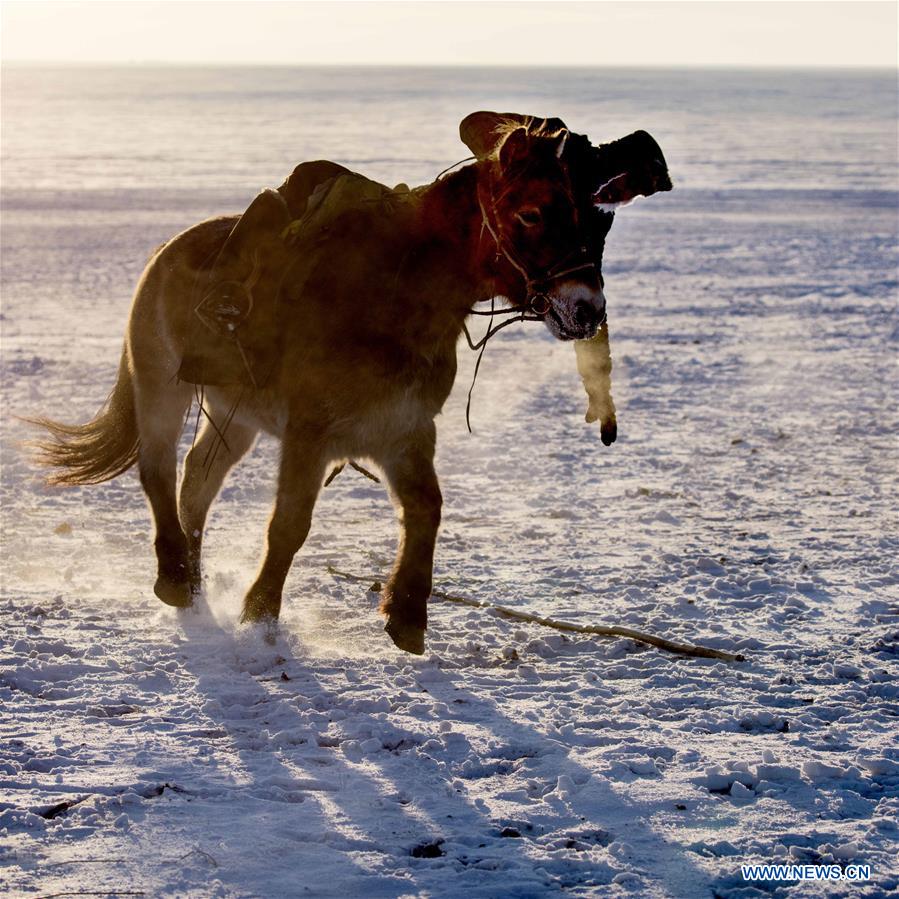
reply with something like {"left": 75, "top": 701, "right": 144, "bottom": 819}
{"left": 380, "top": 426, "right": 442, "bottom": 655}
{"left": 241, "top": 423, "right": 326, "bottom": 633}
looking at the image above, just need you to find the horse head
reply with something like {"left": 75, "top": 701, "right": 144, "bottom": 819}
{"left": 460, "top": 111, "right": 671, "bottom": 341}
{"left": 469, "top": 120, "right": 605, "bottom": 341}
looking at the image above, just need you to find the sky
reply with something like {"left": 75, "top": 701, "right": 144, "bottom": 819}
{"left": 1, "top": 1, "right": 896, "bottom": 68}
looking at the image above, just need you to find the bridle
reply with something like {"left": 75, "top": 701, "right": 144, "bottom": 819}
{"left": 475, "top": 164, "right": 597, "bottom": 319}
{"left": 461, "top": 160, "right": 600, "bottom": 432}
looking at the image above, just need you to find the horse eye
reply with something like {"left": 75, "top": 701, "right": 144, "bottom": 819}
{"left": 516, "top": 208, "right": 542, "bottom": 227}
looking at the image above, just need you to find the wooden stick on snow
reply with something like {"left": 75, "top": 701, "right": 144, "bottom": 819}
{"left": 326, "top": 566, "right": 744, "bottom": 662}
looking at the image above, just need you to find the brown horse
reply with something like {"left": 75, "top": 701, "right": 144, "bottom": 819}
{"left": 33, "top": 113, "right": 669, "bottom": 654}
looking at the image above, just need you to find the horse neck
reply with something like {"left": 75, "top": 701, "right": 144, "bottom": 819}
{"left": 416, "top": 164, "right": 504, "bottom": 313}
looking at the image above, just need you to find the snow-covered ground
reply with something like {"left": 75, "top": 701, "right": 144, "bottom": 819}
{"left": 1, "top": 67, "right": 898, "bottom": 897}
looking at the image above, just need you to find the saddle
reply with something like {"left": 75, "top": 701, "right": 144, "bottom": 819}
{"left": 178, "top": 160, "right": 421, "bottom": 389}
{"left": 177, "top": 159, "right": 351, "bottom": 388}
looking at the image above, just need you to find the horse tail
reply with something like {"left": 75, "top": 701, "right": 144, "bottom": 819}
{"left": 29, "top": 347, "right": 140, "bottom": 486}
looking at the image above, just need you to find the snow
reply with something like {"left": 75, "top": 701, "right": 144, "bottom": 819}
{"left": 2, "top": 65, "right": 898, "bottom": 897}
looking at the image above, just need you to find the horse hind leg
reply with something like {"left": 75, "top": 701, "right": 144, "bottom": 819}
{"left": 178, "top": 403, "right": 257, "bottom": 595}
{"left": 133, "top": 376, "right": 193, "bottom": 607}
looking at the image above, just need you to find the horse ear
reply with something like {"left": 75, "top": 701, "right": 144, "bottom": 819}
{"left": 459, "top": 111, "right": 571, "bottom": 159}
{"left": 459, "top": 111, "right": 514, "bottom": 159}
{"left": 498, "top": 127, "right": 530, "bottom": 173}
{"left": 591, "top": 130, "right": 673, "bottom": 209}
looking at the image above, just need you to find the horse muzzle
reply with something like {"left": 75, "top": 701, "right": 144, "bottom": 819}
{"left": 538, "top": 281, "right": 606, "bottom": 341}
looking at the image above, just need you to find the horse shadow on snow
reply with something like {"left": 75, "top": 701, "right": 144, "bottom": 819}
{"left": 166, "top": 588, "right": 712, "bottom": 898}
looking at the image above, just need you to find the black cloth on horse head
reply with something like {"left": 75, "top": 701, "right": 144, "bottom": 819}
{"left": 458, "top": 110, "right": 672, "bottom": 286}
{"left": 457, "top": 110, "right": 672, "bottom": 204}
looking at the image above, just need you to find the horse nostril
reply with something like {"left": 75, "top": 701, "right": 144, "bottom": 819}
{"left": 574, "top": 301, "right": 597, "bottom": 330}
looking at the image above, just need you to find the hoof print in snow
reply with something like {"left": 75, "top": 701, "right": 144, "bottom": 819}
{"left": 39, "top": 797, "right": 87, "bottom": 820}
{"left": 140, "top": 782, "right": 188, "bottom": 799}
{"left": 559, "top": 829, "right": 612, "bottom": 851}
{"left": 410, "top": 839, "right": 445, "bottom": 858}
{"left": 739, "top": 713, "right": 789, "bottom": 734}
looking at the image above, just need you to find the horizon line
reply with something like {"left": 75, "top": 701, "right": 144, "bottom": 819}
{"left": 2, "top": 59, "right": 896, "bottom": 72}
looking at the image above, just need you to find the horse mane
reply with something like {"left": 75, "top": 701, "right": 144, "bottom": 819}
{"left": 482, "top": 117, "right": 569, "bottom": 159}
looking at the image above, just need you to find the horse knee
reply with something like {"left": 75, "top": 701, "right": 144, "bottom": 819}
{"left": 266, "top": 501, "right": 314, "bottom": 559}
{"left": 420, "top": 482, "right": 442, "bottom": 528}
{"left": 400, "top": 482, "right": 442, "bottom": 532}
{"left": 178, "top": 453, "right": 206, "bottom": 524}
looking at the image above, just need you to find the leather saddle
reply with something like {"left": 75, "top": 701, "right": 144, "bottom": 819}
{"left": 177, "top": 159, "right": 350, "bottom": 388}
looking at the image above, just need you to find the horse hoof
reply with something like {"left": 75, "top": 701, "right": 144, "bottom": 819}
{"left": 385, "top": 618, "right": 425, "bottom": 655}
{"left": 262, "top": 620, "right": 279, "bottom": 645}
{"left": 247, "top": 617, "right": 279, "bottom": 645}
{"left": 154, "top": 577, "right": 193, "bottom": 608}
{"left": 240, "top": 594, "right": 281, "bottom": 644}
{"left": 601, "top": 418, "right": 617, "bottom": 446}
{"left": 239, "top": 606, "right": 280, "bottom": 645}
{"left": 242, "top": 614, "right": 278, "bottom": 642}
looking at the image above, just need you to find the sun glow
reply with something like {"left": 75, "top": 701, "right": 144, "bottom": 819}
{"left": 1, "top": 1, "right": 896, "bottom": 69}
